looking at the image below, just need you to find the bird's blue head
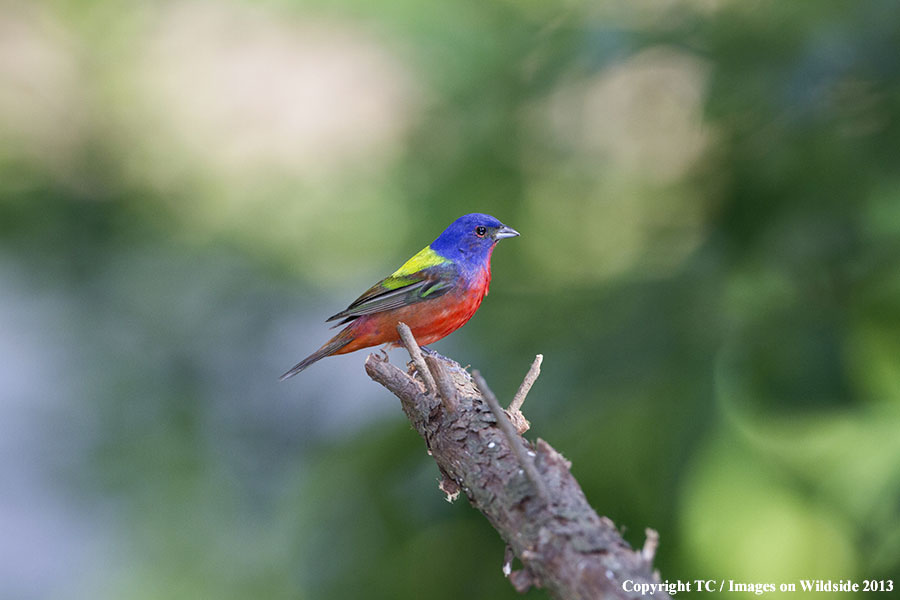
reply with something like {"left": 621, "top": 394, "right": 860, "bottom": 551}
{"left": 430, "top": 213, "right": 519, "bottom": 268}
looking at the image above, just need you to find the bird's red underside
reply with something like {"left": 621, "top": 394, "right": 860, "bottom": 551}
{"left": 333, "top": 269, "right": 490, "bottom": 354}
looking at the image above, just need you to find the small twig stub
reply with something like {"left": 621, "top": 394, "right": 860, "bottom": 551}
{"left": 396, "top": 322, "right": 436, "bottom": 395}
{"left": 510, "top": 354, "right": 542, "bottom": 413}
{"left": 506, "top": 354, "right": 541, "bottom": 434}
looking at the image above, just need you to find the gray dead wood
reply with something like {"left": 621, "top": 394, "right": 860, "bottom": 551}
{"left": 364, "top": 326, "right": 671, "bottom": 600}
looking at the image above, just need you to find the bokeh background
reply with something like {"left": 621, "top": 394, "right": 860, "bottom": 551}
{"left": 2, "top": 0, "right": 899, "bottom": 598}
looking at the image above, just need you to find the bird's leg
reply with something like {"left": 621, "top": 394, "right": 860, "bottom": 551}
{"left": 378, "top": 346, "right": 390, "bottom": 361}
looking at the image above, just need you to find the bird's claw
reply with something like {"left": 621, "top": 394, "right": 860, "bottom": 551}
{"left": 420, "top": 346, "right": 450, "bottom": 362}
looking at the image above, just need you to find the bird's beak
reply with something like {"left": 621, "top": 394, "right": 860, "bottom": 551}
{"left": 493, "top": 225, "right": 520, "bottom": 240}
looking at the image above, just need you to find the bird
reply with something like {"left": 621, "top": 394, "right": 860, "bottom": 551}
{"left": 280, "top": 213, "right": 519, "bottom": 380}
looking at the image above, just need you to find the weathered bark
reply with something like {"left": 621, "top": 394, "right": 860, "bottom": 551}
{"left": 365, "top": 328, "right": 671, "bottom": 600}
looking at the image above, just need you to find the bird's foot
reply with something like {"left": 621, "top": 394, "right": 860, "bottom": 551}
{"left": 420, "top": 346, "right": 451, "bottom": 362}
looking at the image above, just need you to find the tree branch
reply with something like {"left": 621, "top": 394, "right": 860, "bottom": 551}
{"left": 364, "top": 327, "right": 671, "bottom": 600}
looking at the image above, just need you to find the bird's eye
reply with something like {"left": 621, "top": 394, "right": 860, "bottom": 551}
{"left": 475, "top": 226, "right": 487, "bottom": 237}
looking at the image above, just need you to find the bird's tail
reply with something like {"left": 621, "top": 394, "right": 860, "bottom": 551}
{"left": 279, "top": 330, "right": 353, "bottom": 381}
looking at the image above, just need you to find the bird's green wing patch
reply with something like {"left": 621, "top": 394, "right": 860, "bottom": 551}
{"left": 326, "top": 254, "right": 456, "bottom": 324}
{"left": 387, "top": 246, "right": 447, "bottom": 281}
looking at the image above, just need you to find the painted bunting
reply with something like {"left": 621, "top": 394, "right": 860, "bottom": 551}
{"left": 280, "top": 213, "right": 519, "bottom": 380}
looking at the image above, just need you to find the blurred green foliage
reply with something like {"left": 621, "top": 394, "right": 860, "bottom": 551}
{"left": 2, "top": 1, "right": 899, "bottom": 599}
